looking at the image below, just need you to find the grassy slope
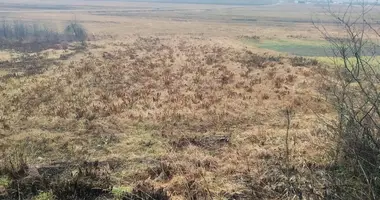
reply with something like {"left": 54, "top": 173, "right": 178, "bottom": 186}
{"left": 0, "top": 36, "right": 332, "bottom": 199}
{"left": 0, "top": 2, "right": 343, "bottom": 199}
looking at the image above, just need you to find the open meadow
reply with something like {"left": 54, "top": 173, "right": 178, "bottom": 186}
{"left": 0, "top": 0, "right": 379, "bottom": 199}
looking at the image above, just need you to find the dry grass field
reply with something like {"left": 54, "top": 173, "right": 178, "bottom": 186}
{"left": 0, "top": 1, "right": 379, "bottom": 200}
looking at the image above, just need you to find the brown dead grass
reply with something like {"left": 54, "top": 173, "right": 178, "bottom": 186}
{"left": 0, "top": 34, "right": 334, "bottom": 199}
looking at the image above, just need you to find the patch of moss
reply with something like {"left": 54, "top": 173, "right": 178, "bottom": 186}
{"left": 32, "top": 191, "right": 56, "bottom": 200}
{"left": 112, "top": 186, "right": 133, "bottom": 199}
{"left": 0, "top": 176, "right": 10, "bottom": 188}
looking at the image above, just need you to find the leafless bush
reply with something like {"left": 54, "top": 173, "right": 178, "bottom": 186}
{"left": 314, "top": 1, "right": 380, "bottom": 199}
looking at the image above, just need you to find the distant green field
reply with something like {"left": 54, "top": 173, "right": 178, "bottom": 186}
{"left": 242, "top": 38, "right": 333, "bottom": 57}
{"left": 242, "top": 38, "right": 380, "bottom": 58}
{"left": 316, "top": 56, "right": 380, "bottom": 67}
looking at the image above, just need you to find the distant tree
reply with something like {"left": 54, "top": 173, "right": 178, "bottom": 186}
{"left": 1, "top": 20, "right": 12, "bottom": 39}
{"left": 65, "top": 21, "right": 88, "bottom": 45}
{"left": 13, "top": 21, "right": 28, "bottom": 41}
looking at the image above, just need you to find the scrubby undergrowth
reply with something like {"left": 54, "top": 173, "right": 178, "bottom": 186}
{"left": 0, "top": 36, "right": 332, "bottom": 199}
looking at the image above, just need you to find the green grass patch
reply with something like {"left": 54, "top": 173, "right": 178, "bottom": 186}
{"left": 0, "top": 176, "right": 10, "bottom": 188}
{"left": 315, "top": 56, "right": 380, "bottom": 67}
{"left": 112, "top": 186, "right": 133, "bottom": 199}
{"left": 242, "top": 38, "right": 332, "bottom": 57}
{"left": 242, "top": 38, "right": 380, "bottom": 58}
{"left": 241, "top": 37, "right": 380, "bottom": 66}
{"left": 32, "top": 191, "right": 56, "bottom": 200}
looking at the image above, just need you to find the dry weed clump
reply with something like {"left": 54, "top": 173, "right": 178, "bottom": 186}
{"left": 290, "top": 56, "right": 319, "bottom": 67}
{"left": 0, "top": 150, "right": 169, "bottom": 200}
{"left": 0, "top": 36, "right": 328, "bottom": 199}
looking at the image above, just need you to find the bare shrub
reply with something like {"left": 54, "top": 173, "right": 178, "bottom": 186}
{"left": 314, "top": 2, "right": 380, "bottom": 199}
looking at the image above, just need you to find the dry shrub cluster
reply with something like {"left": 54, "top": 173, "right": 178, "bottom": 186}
{"left": 289, "top": 56, "right": 319, "bottom": 67}
{"left": 0, "top": 36, "right": 327, "bottom": 199}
